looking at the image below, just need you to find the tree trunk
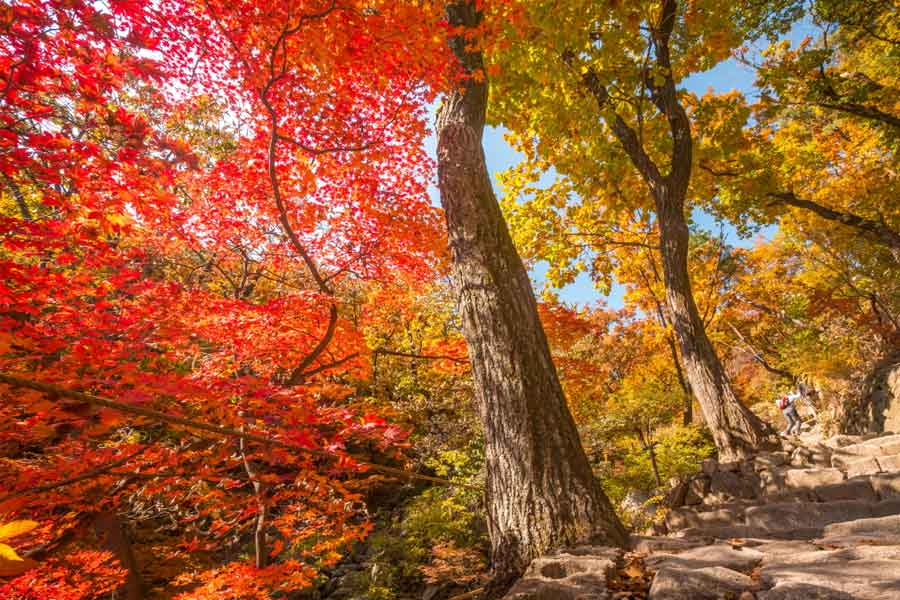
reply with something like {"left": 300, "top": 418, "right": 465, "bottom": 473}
{"left": 93, "top": 511, "right": 144, "bottom": 600}
{"left": 656, "top": 188, "right": 775, "bottom": 461}
{"left": 573, "top": 0, "right": 776, "bottom": 461}
{"left": 435, "top": 1, "right": 627, "bottom": 589}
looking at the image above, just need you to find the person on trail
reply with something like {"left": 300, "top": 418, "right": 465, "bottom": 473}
{"left": 777, "top": 389, "right": 803, "bottom": 436}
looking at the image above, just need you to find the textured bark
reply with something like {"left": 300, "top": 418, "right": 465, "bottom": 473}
{"left": 436, "top": 1, "right": 627, "bottom": 588}
{"left": 573, "top": 0, "right": 775, "bottom": 460}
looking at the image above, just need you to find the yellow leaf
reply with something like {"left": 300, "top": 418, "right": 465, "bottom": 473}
{"left": 0, "top": 521, "right": 37, "bottom": 542}
{"left": 0, "top": 544, "right": 37, "bottom": 577}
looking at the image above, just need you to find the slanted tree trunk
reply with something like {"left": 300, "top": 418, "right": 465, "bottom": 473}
{"left": 656, "top": 188, "right": 774, "bottom": 460}
{"left": 435, "top": 1, "right": 627, "bottom": 589}
{"left": 571, "top": 0, "right": 774, "bottom": 461}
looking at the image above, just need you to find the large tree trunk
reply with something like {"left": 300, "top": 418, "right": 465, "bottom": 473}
{"left": 656, "top": 188, "right": 775, "bottom": 460}
{"left": 435, "top": 1, "right": 627, "bottom": 589}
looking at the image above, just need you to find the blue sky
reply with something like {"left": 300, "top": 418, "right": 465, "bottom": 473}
{"left": 426, "top": 19, "right": 817, "bottom": 309}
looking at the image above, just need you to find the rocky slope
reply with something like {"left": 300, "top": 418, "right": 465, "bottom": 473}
{"left": 503, "top": 431, "right": 900, "bottom": 599}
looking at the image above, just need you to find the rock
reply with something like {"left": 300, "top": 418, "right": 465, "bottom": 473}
{"left": 822, "top": 513, "right": 900, "bottom": 537}
{"left": 666, "top": 480, "right": 688, "bottom": 508}
{"left": 759, "top": 547, "right": 900, "bottom": 599}
{"left": 684, "top": 477, "right": 710, "bottom": 505}
{"left": 758, "top": 582, "right": 854, "bottom": 600}
{"left": 702, "top": 458, "right": 718, "bottom": 476}
{"left": 784, "top": 468, "right": 844, "bottom": 489}
{"left": 755, "top": 452, "right": 789, "bottom": 471}
{"left": 643, "top": 544, "right": 764, "bottom": 573}
{"left": 814, "top": 479, "right": 878, "bottom": 503}
{"left": 630, "top": 536, "right": 712, "bottom": 554}
{"left": 751, "top": 541, "right": 820, "bottom": 556}
{"left": 822, "top": 435, "right": 863, "bottom": 449}
{"left": 505, "top": 547, "right": 621, "bottom": 600}
{"left": 845, "top": 457, "right": 883, "bottom": 478}
{"left": 648, "top": 566, "right": 752, "bottom": 600}
{"left": 745, "top": 501, "right": 873, "bottom": 533}
{"left": 876, "top": 453, "right": 900, "bottom": 471}
{"left": 709, "top": 470, "right": 758, "bottom": 500}
{"left": 871, "top": 472, "right": 900, "bottom": 499}
{"left": 871, "top": 497, "right": 900, "bottom": 518}
{"left": 665, "top": 507, "right": 743, "bottom": 531}
{"left": 765, "top": 490, "right": 815, "bottom": 504}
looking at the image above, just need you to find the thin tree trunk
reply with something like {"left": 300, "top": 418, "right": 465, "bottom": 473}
{"left": 436, "top": 1, "right": 627, "bottom": 590}
{"left": 636, "top": 429, "right": 662, "bottom": 487}
{"left": 667, "top": 333, "right": 693, "bottom": 425}
{"left": 656, "top": 190, "right": 775, "bottom": 460}
{"left": 571, "top": 0, "right": 775, "bottom": 461}
{"left": 93, "top": 511, "right": 144, "bottom": 600}
{"left": 240, "top": 428, "right": 267, "bottom": 569}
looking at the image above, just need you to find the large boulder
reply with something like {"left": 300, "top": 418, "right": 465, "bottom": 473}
{"left": 844, "top": 457, "right": 883, "bottom": 478}
{"left": 758, "top": 582, "right": 854, "bottom": 600}
{"left": 708, "top": 470, "right": 758, "bottom": 500}
{"left": 643, "top": 544, "right": 763, "bottom": 573}
{"left": 745, "top": 501, "right": 873, "bottom": 533}
{"left": 665, "top": 507, "right": 743, "bottom": 531}
{"left": 648, "top": 566, "right": 752, "bottom": 600}
{"left": 784, "top": 468, "right": 844, "bottom": 489}
{"left": 503, "top": 547, "right": 621, "bottom": 600}
{"left": 814, "top": 479, "right": 878, "bottom": 503}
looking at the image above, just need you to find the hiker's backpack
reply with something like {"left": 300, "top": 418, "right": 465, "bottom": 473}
{"left": 777, "top": 395, "right": 789, "bottom": 410}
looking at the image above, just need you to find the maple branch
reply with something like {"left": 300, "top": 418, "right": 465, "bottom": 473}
{"left": 3, "top": 173, "right": 32, "bottom": 220}
{"left": 373, "top": 348, "right": 467, "bottom": 364}
{"left": 726, "top": 322, "right": 796, "bottom": 382}
{"left": 0, "top": 373, "right": 478, "bottom": 490}
{"left": 563, "top": 232, "right": 659, "bottom": 250}
{"left": 564, "top": 53, "right": 662, "bottom": 187}
{"left": 292, "top": 350, "right": 360, "bottom": 381}
{"left": 768, "top": 191, "right": 900, "bottom": 262}
{"left": 0, "top": 446, "right": 148, "bottom": 501}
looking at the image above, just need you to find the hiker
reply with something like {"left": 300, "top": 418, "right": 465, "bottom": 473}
{"left": 777, "top": 389, "right": 803, "bottom": 436}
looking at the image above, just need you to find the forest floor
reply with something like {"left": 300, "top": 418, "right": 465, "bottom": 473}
{"left": 504, "top": 428, "right": 900, "bottom": 599}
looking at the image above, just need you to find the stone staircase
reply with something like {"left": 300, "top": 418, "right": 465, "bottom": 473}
{"left": 502, "top": 432, "right": 900, "bottom": 599}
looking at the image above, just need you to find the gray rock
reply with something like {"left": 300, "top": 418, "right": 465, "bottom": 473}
{"left": 665, "top": 507, "right": 743, "bottom": 531}
{"left": 820, "top": 514, "right": 900, "bottom": 539}
{"left": 758, "top": 582, "right": 854, "bottom": 600}
{"left": 760, "top": 547, "right": 900, "bottom": 599}
{"left": 504, "top": 547, "right": 621, "bottom": 600}
{"left": 876, "top": 453, "right": 900, "bottom": 472}
{"left": 709, "top": 470, "right": 758, "bottom": 500}
{"left": 845, "top": 457, "right": 883, "bottom": 478}
{"left": 630, "top": 536, "right": 713, "bottom": 554}
{"left": 822, "top": 435, "right": 864, "bottom": 449}
{"left": 783, "top": 468, "right": 844, "bottom": 489}
{"left": 685, "top": 477, "right": 710, "bottom": 505}
{"left": 751, "top": 541, "right": 820, "bottom": 556}
{"left": 755, "top": 452, "right": 788, "bottom": 471}
{"left": 871, "top": 497, "right": 900, "bottom": 518}
{"left": 814, "top": 478, "right": 878, "bottom": 503}
{"left": 648, "top": 566, "right": 752, "bottom": 600}
{"left": 871, "top": 472, "right": 900, "bottom": 499}
{"left": 644, "top": 544, "right": 764, "bottom": 573}
{"left": 745, "top": 501, "right": 873, "bottom": 532}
